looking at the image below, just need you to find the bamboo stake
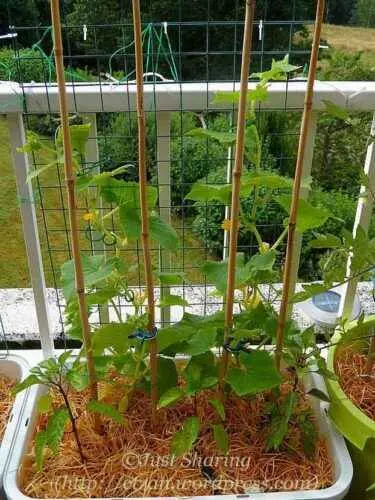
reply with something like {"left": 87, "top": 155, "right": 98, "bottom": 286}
{"left": 132, "top": 0, "right": 158, "bottom": 422}
{"left": 275, "top": 0, "right": 325, "bottom": 371}
{"left": 50, "top": 0, "right": 100, "bottom": 427}
{"left": 218, "top": 0, "right": 256, "bottom": 398}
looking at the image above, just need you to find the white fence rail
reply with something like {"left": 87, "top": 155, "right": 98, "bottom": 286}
{"left": 2, "top": 80, "right": 375, "bottom": 356}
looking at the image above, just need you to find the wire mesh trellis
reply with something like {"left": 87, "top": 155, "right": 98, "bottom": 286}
{"left": 0, "top": 0, "right": 326, "bottom": 347}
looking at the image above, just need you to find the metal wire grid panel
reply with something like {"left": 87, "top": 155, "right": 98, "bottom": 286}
{"left": 1, "top": 1, "right": 320, "bottom": 347}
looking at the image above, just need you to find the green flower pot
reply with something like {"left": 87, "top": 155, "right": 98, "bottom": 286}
{"left": 326, "top": 318, "right": 375, "bottom": 499}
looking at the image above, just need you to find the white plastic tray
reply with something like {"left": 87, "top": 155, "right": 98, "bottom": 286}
{"left": 0, "top": 354, "right": 30, "bottom": 490}
{"left": 4, "top": 370, "right": 353, "bottom": 500}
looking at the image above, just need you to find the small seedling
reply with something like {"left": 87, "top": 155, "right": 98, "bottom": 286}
{"left": 13, "top": 351, "right": 86, "bottom": 468}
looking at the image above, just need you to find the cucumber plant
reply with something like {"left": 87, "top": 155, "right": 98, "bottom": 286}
{"left": 185, "top": 55, "right": 334, "bottom": 310}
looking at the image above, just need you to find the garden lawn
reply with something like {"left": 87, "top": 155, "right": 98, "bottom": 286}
{"left": 0, "top": 117, "right": 30, "bottom": 287}
{"left": 316, "top": 24, "right": 375, "bottom": 67}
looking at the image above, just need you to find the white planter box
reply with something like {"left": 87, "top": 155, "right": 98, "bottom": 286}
{"left": 0, "top": 354, "right": 30, "bottom": 489}
{"left": 4, "top": 370, "right": 352, "bottom": 500}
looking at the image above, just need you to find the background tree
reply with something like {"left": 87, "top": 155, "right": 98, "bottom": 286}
{"left": 351, "top": 0, "right": 375, "bottom": 27}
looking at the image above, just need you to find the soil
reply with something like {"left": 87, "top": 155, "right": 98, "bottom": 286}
{"left": 335, "top": 347, "right": 375, "bottom": 421}
{"left": 0, "top": 374, "right": 15, "bottom": 441}
{"left": 20, "top": 378, "right": 333, "bottom": 498}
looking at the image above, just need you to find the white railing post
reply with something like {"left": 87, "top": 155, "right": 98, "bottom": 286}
{"left": 84, "top": 114, "right": 109, "bottom": 324}
{"left": 156, "top": 111, "right": 171, "bottom": 326}
{"left": 223, "top": 111, "right": 236, "bottom": 260}
{"left": 286, "top": 112, "right": 318, "bottom": 316}
{"left": 339, "top": 112, "right": 375, "bottom": 319}
{"left": 7, "top": 113, "right": 54, "bottom": 357}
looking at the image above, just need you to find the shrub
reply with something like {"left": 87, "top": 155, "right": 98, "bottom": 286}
{"left": 319, "top": 49, "right": 375, "bottom": 81}
{"left": 299, "top": 188, "right": 375, "bottom": 280}
{"left": 0, "top": 48, "right": 47, "bottom": 83}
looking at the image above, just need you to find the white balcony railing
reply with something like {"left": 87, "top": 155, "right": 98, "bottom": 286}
{"left": 2, "top": 80, "right": 375, "bottom": 356}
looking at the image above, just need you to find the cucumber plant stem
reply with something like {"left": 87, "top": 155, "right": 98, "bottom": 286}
{"left": 218, "top": 0, "right": 256, "bottom": 401}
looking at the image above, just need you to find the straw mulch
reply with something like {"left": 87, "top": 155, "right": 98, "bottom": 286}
{"left": 335, "top": 348, "right": 375, "bottom": 421}
{"left": 20, "top": 378, "right": 333, "bottom": 498}
{"left": 0, "top": 374, "right": 15, "bottom": 441}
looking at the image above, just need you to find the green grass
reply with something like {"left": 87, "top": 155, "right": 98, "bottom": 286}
{"left": 314, "top": 24, "right": 375, "bottom": 67}
{"left": 0, "top": 117, "right": 30, "bottom": 287}
{"left": 0, "top": 117, "right": 208, "bottom": 288}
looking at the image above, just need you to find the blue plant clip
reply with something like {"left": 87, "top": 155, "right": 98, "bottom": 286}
{"left": 124, "top": 289, "right": 135, "bottom": 303}
{"left": 223, "top": 336, "right": 250, "bottom": 354}
{"left": 128, "top": 326, "right": 158, "bottom": 343}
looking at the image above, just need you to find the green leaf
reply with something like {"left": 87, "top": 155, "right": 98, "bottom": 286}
{"left": 157, "top": 357, "right": 179, "bottom": 398}
{"left": 266, "top": 392, "right": 298, "bottom": 451}
{"left": 186, "top": 128, "right": 236, "bottom": 146}
{"left": 157, "top": 272, "right": 186, "bottom": 285}
{"left": 58, "top": 350, "right": 73, "bottom": 366}
{"left": 276, "top": 195, "right": 331, "bottom": 233}
{"left": 149, "top": 215, "right": 179, "bottom": 252}
{"left": 244, "top": 124, "right": 261, "bottom": 167}
{"left": 183, "top": 351, "right": 218, "bottom": 395}
{"left": 27, "top": 161, "right": 57, "bottom": 182}
{"left": 202, "top": 251, "right": 275, "bottom": 295}
{"left": 211, "top": 91, "right": 240, "bottom": 104}
{"left": 86, "top": 287, "right": 119, "bottom": 306}
{"left": 309, "top": 233, "right": 342, "bottom": 249}
{"left": 18, "top": 132, "right": 43, "bottom": 153}
{"left": 209, "top": 399, "right": 225, "bottom": 421}
{"left": 157, "top": 323, "right": 196, "bottom": 353}
{"left": 246, "top": 250, "right": 276, "bottom": 274}
{"left": 37, "top": 393, "right": 53, "bottom": 414}
{"left": 171, "top": 416, "right": 200, "bottom": 457}
{"left": 158, "top": 387, "right": 184, "bottom": 409}
{"left": 61, "top": 254, "right": 116, "bottom": 302}
{"left": 271, "top": 55, "right": 300, "bottom": 74}
{"left": 185, "top": 182, "right": 231, "bottom": 204}
{"left": 98, "top": 178, "right": 157, "bottom": 207}
{"left": 56, "top": 123, "right": 91, "bottom": 156}
{"left": 290, "top": 283, "right": 330, "bottom": 303}
{"left": 366, "top": 482, "right": 375, "bottom": 493}
{"left": 298, "top": 409, "right": 317, "bottom": 458}
{"left": 46, "top": 408, "right": 69, "bottom": 455}
{"left": 159, "top": 294, "right": 189, "bottom": 308}
{"left": 35, "top": 430, "right": 48, "bottom": 471}
{"left": 252, "top": 55, "right": 300, "bottom": 81}
{"left": 76, "top": 166, "right": 134, "bottom": 192}
{"left": 226, "top": 350, "right": 281, "bottom": 396}
{"left": 38, "top": 358, "right": 59, "bottom": 374}
{"left": 87, "top": 400, "right": 125, "bottom": 424}
{"left": 13, "top": 374, "right": 40, "bottom": 394}
{"left": 212, "top": 86, "right": 268, "bottom": 105}
{"left": 306, "top": 388, "right": 330, "bottom": 403}
{"left": 66, "top": 362, "right": 89, "bottom": 391}
{"left": 119, "top": 205, "right": 141, "bottom": 240}
{"left": 183, "top": 327, "right": 217, "bottom": 356}
{"left": 241, "top": 171, "right": 292, "bottom": 193}
{"left": 201, "top": 253, "right": 246, "bottom": 295}
{"left": 322, "top": 100, "right": 351, "bottom": 123}
{"left": 212, "top": 424, "right": 229, "bottom": 454}
{"left": 70, "top": 123, "right": 91, "bottom": 155}
{"left": 92, "top": 322, "right": 134, "bottom": 354}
